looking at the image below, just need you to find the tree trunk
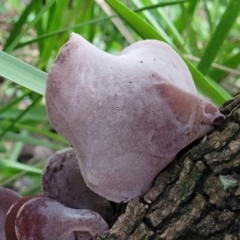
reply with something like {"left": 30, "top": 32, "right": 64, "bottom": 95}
{"left": 97, "top": 94, "right": 240, "bottom": 240}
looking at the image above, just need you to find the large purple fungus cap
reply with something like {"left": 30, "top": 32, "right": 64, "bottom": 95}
{"left": 46, "top": 33, "right": 225, "bottom": 202}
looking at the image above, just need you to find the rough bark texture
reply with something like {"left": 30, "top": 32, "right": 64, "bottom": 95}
{"left": 97, "top": 94, "right": 240, "bottom": 240}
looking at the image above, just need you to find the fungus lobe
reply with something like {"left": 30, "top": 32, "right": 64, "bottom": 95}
{"left": 42, "top": 148, "right": 113, "bottom": 223}
{"left": 15, "top": 197, "right": 108, "bottom": 240}
{"left": 0, "top": 188, "right": 21, "bottom": 240}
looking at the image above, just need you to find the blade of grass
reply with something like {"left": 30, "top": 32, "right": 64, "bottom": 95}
{"left": 0, "top": 162, "right": 44, "bottom": 187}
{"left": 39, "top": 1, "right": 69, "bottom": 68}
{"left": 0, "top": 159, "right": 42, "bottom": 174}
{"left": 0, "top": 91, "right": 31, "bottom": 115}
{"left": 9, "top": 130, "right": 29, "bottom": 162}
{"left": 0, "top": 51, "right": 46, "bottom": 95}
{"left": 106, "top": 0, "right": 168, "bottom": 42}
{"left": 0, "top": 121, "right": 68, "bottom": 144}
{"left": 33, "top": 1, "right": 45, "bottom": 52}
{"left": 16, "top": 16, "right": 111, "bottom": 49}
{"left": 150, "top": 0, "right": 191, "bottom": 53}
{"left": 0, "top": 94, "right": 42, "bottom": 140}
{"left": 202, "top": 0, "right": 212, "bottom": 32}
{"left": 1, "top": 107, "right": 48, "bottom": 122}
{"left": 209, "top": 51, "right": 240, "bottom": 81}
{"left": 177, "top": 0, "right": 200, "bottom": 56}
{"left": 16, "top": 1, "right": 190, "bottom": 49}
{"left": 135, "top": 0, "right": 191, "bottom": 11}
{"left": 197, "top": 0, "right": 240, "bottom": 74}
{"left": 4, "top": 1, "right": 35, "bottom": 51}
{"left": 184, "top": 54, "right": 240, "bottom": 76}
{"left": 3, "top": 132, "right": 64, "bottom": 150}
{"left": 130, "top": 0, "right": 171, "bottom": 43}
{"left": 4, "top": 0, "right": 56, "bottom": 53}
{"left": 174, "top": 0, "right": 199, "bottom": 33}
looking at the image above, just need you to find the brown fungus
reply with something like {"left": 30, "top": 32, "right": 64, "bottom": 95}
{"left": 42, "top": 148, "right": 113, "bottom": 223}
{"left": 5, "top": 194, "right": 42, "bottom": 240}
{"left": 0, "top": 187, "right": 21, "bottom": 240}
{"left": 46, "top": 33, "right": 225, "bottom": 202}
{"left": 15, "top": 197, "right": 108, "bottom": 240}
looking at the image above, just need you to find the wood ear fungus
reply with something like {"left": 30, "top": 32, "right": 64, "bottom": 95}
{"left": 46, "top": 33, "right": 225, "bottom": 202}
{"left": 0, "top": 188, "right": 20, "bottom": 240}
{"left": 42, "top": 148, "right": 113, "bottom": 223}
{"left": 15, "top": 197, "right": 108, "bottom": 240}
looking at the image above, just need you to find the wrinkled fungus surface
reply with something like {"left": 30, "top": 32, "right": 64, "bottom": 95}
{"left": 0, "top": 187, "right": 20, "bottom": 239}
{"left": 15, "top": 197, "right": 108, "bottom": 240}
{"left": 42, "top": 148, "right": 113, "bottom": 222}
{"left": 46, "top": 33, "right": 225, "bottom": 202}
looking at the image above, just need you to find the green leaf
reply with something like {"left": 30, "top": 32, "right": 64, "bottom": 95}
{"left": 4, "top": 0, "right": 35, "bottom": 51}
{"left": 0, "top": 91, "right": 31, "bottom": 115}
{"left": 0, "top": 95, "right": 42, "bottom": 139}
{"left": 4, "top": 0, "right": 56, "bottom": 53}
{"left": 3, "top": 132, "right": 64, "bottom": 150}
{"left": 198, "top": 0, "right": 240, "bottom": 74}
{"left": 209, "top": 51, "right": 240, "bottom": 81}
{"left": 15, "top": 16, "right": 110, "bottom": 49}
{"left": 8, "top": 130, "right": 28, "bottom": 162}
{"left": 1, "top": 106, "right": 48, "bottom": 122}
{"left": 15, "top": 1, "right": 189, "bottom": 49}
{"left": 106, "top": 0, "right": 167, "bottom": 42}
{"left": 0, "top": 51, "right": 46, "bottom": 95}
{"left": 0, "top": 121, "right": 68, "bottom": 144}
{"left": 0, "top": 159, "right": 42, "bottom": 174}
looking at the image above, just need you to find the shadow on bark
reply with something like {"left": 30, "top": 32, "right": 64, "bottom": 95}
{"left": 97, "top": 94, "right": 240, "bottom": 240}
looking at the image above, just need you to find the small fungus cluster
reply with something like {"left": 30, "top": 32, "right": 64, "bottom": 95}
{"left": 0, "top": 33, "right": 225, "bottom": 239}
{"left": 0, "top": 149, "right": 110, "bottom": 240}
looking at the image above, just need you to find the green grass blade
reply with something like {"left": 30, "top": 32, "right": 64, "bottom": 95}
{"left": 175, "top": 1, "right": 200, "bottom": 56}
{"left": 0, "top": 159, "right": 42, "bottom": 174}
{"left": 150, "top": 0, "right": 190, "bottom": 53}
{"left": 0, "top": 121, "right": 68, "bottom": 144}
{"left": 1, "top": 107, "right": 48, "bottom": 122}
{"left": 5, "top": 0, "right": 56, "bottom": 53}
{"left": 135, "top": 0, "right": 191, "bottom": 11}
{"left": 131, "top": 0, "right": 172, "bottom": 43}
{"left": 3, "top": 132, "right": 64, "bottom": 150}
{"left": 202, "top": 0, "right": 212, "bottom": 32}
{"left": 105, "top": 0, "right": 232, "bottom": 105}
{"left": 3, "top": 0, "right": 35, "bottom": 51}
{"left": 0, "top": 95, "right": 42, "bottom": 139}
{"left": 209, "top": 51, "right": 240, "bottom": 81}
{"left": 9, "top": 130, "right": 28, "bottom": 162}
{"left": 0, "top": 91, "right": 30, "bottom": 115}
{"left": 106, "top": 0, "right": 168, "bottom": 42}
{"left": 0, "top": 51, "right": 46, "bottom": 95}
{"left": 16, "top": 16, "right": 111, "bottom": 49}
{"left": 33, "top": 1, "right": 45, "bottom": 52}
{"left": 197, "top": 0, "right": 240, "bottom": 74}
{"left": 174, "top": 0, "right": 199, "bottom": 33}
{"left": 16, "top": 1, "right": 189, "bottom": 49}
{"left": 186, "top": 61, "right": 231, "bottom": 104}
{"left": 39, "top": 0, "right": 69, "bottom": 68}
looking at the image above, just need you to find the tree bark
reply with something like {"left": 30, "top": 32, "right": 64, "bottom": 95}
{"left": 97, "top": 94, "right": 240, "bottom": 240}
